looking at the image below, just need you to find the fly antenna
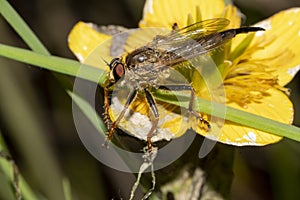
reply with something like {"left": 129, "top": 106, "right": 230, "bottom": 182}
{"left": 101, "top": 57, "right": 110, "bottom": 66}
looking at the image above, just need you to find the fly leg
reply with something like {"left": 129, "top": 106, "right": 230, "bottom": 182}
{"left": 103, "top": 84, "right": 112, "bottom": 129}
{"left": 152, "top": 23, "right": 178, "bottom": 47}
{"left": 144, "top": 88, "right": 159, "bottom": 152}
{"left": 188, "top": 87, "right": 211, "bottom": 131}
{"left": 158, "top": 85, "right": 210, "bottom": 131}
{"left": 104, "top": 87, "right": 138, "bottom": 147}
{"left": 104, "top": 79, "right": 117, "bottom": 129}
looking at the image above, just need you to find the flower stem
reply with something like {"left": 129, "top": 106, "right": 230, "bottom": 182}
{"left": 0, "top": 43, "right": 106, "bottom": 84}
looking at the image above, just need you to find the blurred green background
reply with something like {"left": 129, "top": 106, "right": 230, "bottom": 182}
{"left": 0, "top": 0, "right": 300, "bottom": 199}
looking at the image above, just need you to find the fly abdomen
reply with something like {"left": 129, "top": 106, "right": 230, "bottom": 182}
{"left": 196, "top": 26, "right": 265, "bottom": 53}
{"left": 220, "top": 26, "right": 265, "bottom": 41}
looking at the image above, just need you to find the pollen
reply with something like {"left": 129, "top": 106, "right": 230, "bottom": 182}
{"left": 224, "top": 61, "right": 279, "bottom": 107}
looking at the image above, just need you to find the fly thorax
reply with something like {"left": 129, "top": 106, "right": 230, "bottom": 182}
{"left": 126, "top": 63, "right": 160, "bottom": 87}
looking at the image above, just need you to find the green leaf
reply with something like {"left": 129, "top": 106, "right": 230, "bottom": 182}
{"left": 0, "top": 43, "right": 107, "bottom": 85}
{"left": 228, "top": 33, "right": 255, "bottom": 61}
{"left": 67, "top": 90, "right": 107, "bottom": 136}
{"left": 0, "top": 133, "right": 40, "bottom": 200}
{"left": 153, "top": 90, "right": 300, "bottom": 143}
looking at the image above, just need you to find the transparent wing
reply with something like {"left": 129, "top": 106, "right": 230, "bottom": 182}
{"left": 145, "top": 18, "right": 230, "bottom": 67}
{"left": 123, "top": 18, "right": 232, "bottom": 86}
{"left": 150, "top": 18, "right": 230, "bottom": 48}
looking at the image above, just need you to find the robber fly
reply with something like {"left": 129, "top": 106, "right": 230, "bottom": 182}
{"left": 103, "top": 18, "right": 264, "bottom": 151}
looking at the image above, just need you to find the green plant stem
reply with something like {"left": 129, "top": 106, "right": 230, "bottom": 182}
{"left": 0, "top": 43, "right": 106, "bottom": 84}
{"left": 156, "top": 93, "right": 300, "bottom": 142}
{"left": 0, "top": 43, "right": 299, "bottom": 143}
{"left": 0, "top": 1, "right": 74, "bottom": 199}
{"left": 0, "top": 134, "right": 39, "bottom": 200}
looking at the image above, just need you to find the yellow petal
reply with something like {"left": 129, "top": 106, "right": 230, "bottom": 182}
{"left": 139, "top": 0, "right": 226, "bottom": 28}
{"left": 224, "top": 4, "right": 242, "bottom": 29}
{"left": 68, "top": 21, "right": 111, "bottom": 69}
{"left": 198, "top": 88, "right": 293, "bottom": 145}
{"left": 124, "top": 28, "right": 169, "bottom": 52}
{"left": 249, "top": 8, "right": 300, "bottom": 86}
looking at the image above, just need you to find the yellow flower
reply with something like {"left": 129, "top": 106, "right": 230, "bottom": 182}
{"left": 68, "top": 0, "right": 300, "bottom": 146}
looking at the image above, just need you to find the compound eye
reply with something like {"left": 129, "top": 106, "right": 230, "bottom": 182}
{"left": 113, "top": 63, "right": 125, "bottom": 81}
{"left": 109, "top": 58, "right": 121, "bottom": 69}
